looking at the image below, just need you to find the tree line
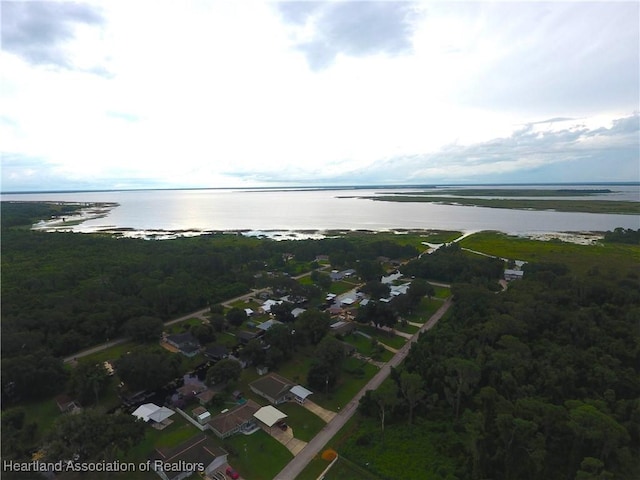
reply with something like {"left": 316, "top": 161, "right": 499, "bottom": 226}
{"left": 353, "top": 255, "right": 639, "bottom": 479}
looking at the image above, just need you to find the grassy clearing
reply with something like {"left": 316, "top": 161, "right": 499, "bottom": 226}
{"left": 276, "top": 402, "right": 327, "bottom": 442}
{"left": 297, "top": 414, "right": 376, "bottom": 480}
{"left": 419, "top": 230, "right": 463, "bottom": 243}
{"left": 432, "top": 285, "right": 451, "bottom": 299}
{"left": 330, "top": 280, "right": 359, "bottom": 295}
{"left": 323, "top": 456, "right": 384, "bottom": 480}
{"left": 394, "top": 322, "right": 420, "bottom": 334}
{"left": 313, "top": 358, "right": 378, "bottom": 411}
{"left": 341, "top": 416, "right": 458, "bottom": 480}
{"left": 340, "top": 333, "right": 393, "bottom": 362}
{"left": 356, "top": 326, "right": 407, "bottom": 350}
{"left": 73, "top": 341, "right": 138, "bottom": 364}
{"left": 223, "top": 429, "right": 293, "bottom": 480}
{"left": 459, "top": 231, "right": 640, "bottom": 275}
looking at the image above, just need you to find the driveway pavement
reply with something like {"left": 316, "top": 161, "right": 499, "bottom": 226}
{"left": 302, "top": 399, "right": 336, "bottom": 423}
{"left": 261, "top": 423, "right": 308, "bottom": 455}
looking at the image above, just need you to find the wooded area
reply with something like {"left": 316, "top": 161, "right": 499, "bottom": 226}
{"left": 348, "top": 242, "right": 640, "bottom": 479}
{"left": 1, "top": 202, "right": 638, "bottom": 479}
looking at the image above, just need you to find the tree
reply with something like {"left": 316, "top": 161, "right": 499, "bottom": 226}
{"left": 1, "top": 408, "right": 37, "bottom": 460}
{"left": 407, "top": 278, "right": 434, "bottom": 301}
{"left": 240, "top": 339, "right": 266, "bottom": 366}
{"left": 45, "top": 409, "right": 144, "bottom": 462}
{"left": 206, "top": 358, "right": 242, "bottom": 386}
{"left": 270, "top": 302, "right": 295, "bottom": 323}
{"left": 115, "top": 350, "right": 180, "bottom": 391}
{"left": 307, "top": 337, "right": 345, "bottom": 392}
{"left": 190, "top": 323, "right": 216, "bottom": 344}
{"left": 124, "top": 316, "right": 163, "bottom": 343}
{"left": 226, "top": 307, "right": 247, "bottom": 327}
{"left": 295, "top": 310, "right": 331, "bottom": 346}
{"left": 68, "top": 361, "right": 111, "bottom": 406}
{"left": 210, "top": 313, "right": 226, "bottom": 332}
{"left": 399, "top": 371, "right": 426, "bottom": 426}
{"left": 1, "top": 352, "right": 68, "bottom": 403}
{"left": 371, "top": 380, "right": 400, "bottom": 444}
{"left": 360, "top": 280, "right": 390, "bottom": 300}
{"left": 444, "top": 357, "right": 481, "bottom": 419}
{"left": 264, "top": 324, "right": 295, "bottom": 363}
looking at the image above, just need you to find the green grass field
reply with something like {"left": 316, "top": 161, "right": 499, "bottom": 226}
{"left": 459, "top": 231, "right": 640, "bottom": 275}
{"left": 223, "top": 429, "right": 293, "bottom": 480}
{"left": 355, "top": 326, "right": 407, "bottom": 350}
{"left": 276, "top": 402, "right": 327, "bottom": 442}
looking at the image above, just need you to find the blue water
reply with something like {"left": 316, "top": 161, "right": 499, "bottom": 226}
{"left": 2, "top": 184, "right": 639, "bottom": 237}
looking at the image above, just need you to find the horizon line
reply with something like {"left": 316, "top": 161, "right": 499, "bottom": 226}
{"left": 2, "top": 181, "right": 639, "bottom": 195}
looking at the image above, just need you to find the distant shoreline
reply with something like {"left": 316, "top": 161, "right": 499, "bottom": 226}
{"left": 2, "top": 181, "right": 639, "bottom": 195}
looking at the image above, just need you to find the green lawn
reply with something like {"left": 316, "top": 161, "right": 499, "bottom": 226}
{"left": 432, "top": 285, "right": 451, "bottom": 299}
{"left": 73, "top": 341, "right": 138, "bottom": 365}
{"left": 276, "top": 402, "right": 327, "bottom": 442}
{"left": 340, "top": 333, "right": 393, "bottom": 362}
{"left": 312, "top": 358, "right": 378, "bottom": 411}
{"left": 330, "top": 280, "right": 359, "bottom": 295}
{"left": 223, "top": 429, "right": 293, "bottom": 480}
{"left": 355, "top": 326, "right": 407, "bottom": 350}
{"left": 166, "top": 318, "right": 203, "bottom": 334}
{"left": 394, "top": 322, "right": 420, "bottom": 334}
{"left": 120, "top": 416, "right": 201, "bottom": 464}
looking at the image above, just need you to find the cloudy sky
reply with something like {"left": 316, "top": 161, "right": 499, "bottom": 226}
{"left": 1, "top": 0, "right": 638, "bottom": 191}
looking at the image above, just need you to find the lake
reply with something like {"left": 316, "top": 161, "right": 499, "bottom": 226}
{"left": 2, "top": 185, "right": 639, "bottom": 239}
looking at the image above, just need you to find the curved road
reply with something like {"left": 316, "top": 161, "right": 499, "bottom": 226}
{"left": 273, "top": 296, "right": 453, "bottom": 480}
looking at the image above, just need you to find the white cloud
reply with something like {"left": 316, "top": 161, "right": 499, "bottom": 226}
{"left": 1, "top": 0, "right": 638, "bottom": 191}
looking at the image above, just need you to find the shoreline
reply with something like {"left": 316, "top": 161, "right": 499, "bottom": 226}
{"left": 9, "top": 200, "right": 630, "bottom": 245}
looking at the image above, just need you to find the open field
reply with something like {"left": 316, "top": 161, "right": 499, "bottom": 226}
{"left": 366, "top": 195, "right": 640, "bottom": 215}
{"left": 459, "top": 231, "right": 640, "bottom": 275}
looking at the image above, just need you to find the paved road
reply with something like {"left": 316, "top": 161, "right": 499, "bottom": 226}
{"left": 63, "top": 307, "right": 212, "bottom": 363}
{"left": 273, "top": 296, "right": 453, "bottom": 480}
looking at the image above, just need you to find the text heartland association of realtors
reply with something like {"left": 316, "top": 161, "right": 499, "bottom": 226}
{"left": 2, "top": 460, "right": 205, "bottom": 473}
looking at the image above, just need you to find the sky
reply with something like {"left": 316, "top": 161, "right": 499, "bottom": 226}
{"left": 1, "top": 0, "right": 639, "bottom": 192}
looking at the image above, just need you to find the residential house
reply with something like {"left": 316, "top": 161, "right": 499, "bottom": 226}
{"left": 329, "top": 320, "right": 356, "bottom": 336}
{"left": 132, "top": 403, "right": 175, "bottom": 424}
{"left": 236, "top": 330, "right": 260, "bottom": 345}
{"left": 207, "top": 400, "right": 261, "bottom": 439}
{"left": 381, "top": 272, "right": 402, "bottom": 284}
{"left": 166, "top": 332, "right": 200, "bottom": 357}
{"left": 203, "top": 344, "right": 229, "bottom": 362}
{"left": 330, "top": 269, "right": 356, "bottom": 281}
{"left": 249, "top": 373, "right": 293, "bottom": 405}
{"left": 196, "top": 389, "right": 216, "bottom": 406}
{"left": 291, "top": 307, "right": 306, "bottom": 318}
{"left": 256, "top": 319, "right": 282, "bottom": 333}
{"left": 150, "top": 434, "right": 228, "bottom": 480}
{"left": 54, "top": 394, "right": 80, "bottom": 413}
{"left": 260, "top": 299, "right": 283, "bottom": 314}
{"left": 504, "top": 269, "right": 524, "bottom": 281}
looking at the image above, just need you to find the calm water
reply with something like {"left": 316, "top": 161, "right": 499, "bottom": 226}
{"left": 2, "top": 185, "right": 639, "bottom": 237}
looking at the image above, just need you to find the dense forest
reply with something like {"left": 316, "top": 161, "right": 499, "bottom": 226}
{"left": 0, "top": 202, "right": 417, "bottom": 403}
{"left": 2, "top": 202, "right": 638, "bottom": 479}
{"left": 350, "top": 246, "right": 640, "bottom": 479}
